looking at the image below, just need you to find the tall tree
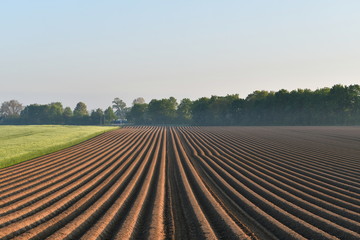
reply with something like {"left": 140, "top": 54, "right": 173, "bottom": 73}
{"left": 63, "top": 107, "right": 73, "bottom": 124}
{"left": 20, "top": 104, "right": 49, "bottom": 124}
{"left": 191, "top": 97, "right": 210, "bottom": 125}
{"left": 0, "top": 100, "right": 23, "bottom": 117}
{"left": 90, "top": 108, "right": 104, "bottom": 125}
{"left": 47, "top": 102, "right": 64, "bottom": 124}
{"left": 177, "top": 98, "right": 192, "bottom": 124}
{"left": 132, "top": 97, "right": 145, "bottom": 105}
{"left": 104, "top": 106, "right": 116, "bottom": 124}
{"left": 148, "top": 97, "right": 177, "bottom": 124}
{"left": 73, "top": 102, "right": 89, "bottom": 124}
{"left": 127, "top": 103, "right": 148, "bottom": 124}
{"left": 73, "top": 102, "right": 89, "bottom": 117}
{"left": 112, "top": 98, "right": 127, "bottom": 120}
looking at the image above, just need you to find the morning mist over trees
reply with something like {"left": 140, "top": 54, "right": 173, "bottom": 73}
{"left": 1, "top": 84, "right": 360, "bottom": 126}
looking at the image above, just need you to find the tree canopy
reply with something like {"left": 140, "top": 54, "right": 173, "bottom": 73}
{"left": 112, "top": 98, "right": 127, "bottom": 120}
{"left": 0, "top": 100, "right": 23, "bottom": 118}
{"left": 124, "top": 84, "right": 360, "bottom": 125}
{"left": 132, "top": 97, "right": 145, "bottom": 105}
{"left": 1, "top": 84, "right": 360, "bottom": 126}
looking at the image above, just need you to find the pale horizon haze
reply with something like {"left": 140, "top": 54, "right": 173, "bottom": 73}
{"left": 1, "top": 1, "right": 359, "bottom": 110}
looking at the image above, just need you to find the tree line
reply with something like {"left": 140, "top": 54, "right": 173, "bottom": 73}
{"left": 127, "top": 84, "right": 360, "bottom": 125}
{"left": 0, "top": 101, "right": 117, "bottom": 125}
{"left": 1, "top": 84, "right": 360, "bottom": 126}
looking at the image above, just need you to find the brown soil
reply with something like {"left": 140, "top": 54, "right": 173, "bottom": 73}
{"left": 0, "top": 126, "right": 359, "bottom": 240}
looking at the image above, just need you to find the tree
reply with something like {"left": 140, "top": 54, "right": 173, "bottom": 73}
{"left": 348, "top": 85, "right": 360, "bottom": 124}
{"left": 177, "top": 98, "right": 192, "bottom": 124}
{"left": 73, "top": 102, "right": 89, "bottom": 117}
{"left": 191, "top": 97, "right": 210, "bottom": 125}
{"left": 127, "top": 103, "right": 148, "bottom": 124}
{"left": 63, "top": 107, "right": 73, "bottom": 124}
{"left": 246, "top": 90, "right": 272, "bottom": 102}
{"left": 47, "top": 102, "right": 64, "bottom": 124}
{"left": 231, "top": 98, "right": 247, "bottom": 124}
{"left": 73, "top": 102, "right": 89, "bottom": 124}
{"left": 20, "top": 104, "right": 49, "bottom": 124}
{"left": 0, "top": 100, "right": 23, "bottom": 117}
{"left": 104, "top": 107, "right": 116, "bottom": 124}
{"left": 63, "top": 107, "right": 73, "bottom": 117}
{"left": 208, "top": 95, "right": 239, "bottom": 125}
{"left": 132, "top": 97, "right": 145, "bottom": 105}
{"left": 4, "top": 83, "right": 358, "bottom": 126}
{"left": 148, "top": 97, "right": 177, "bottom": 124}
{"left": 90, "top": 108, "right": 104, "bottom": 125}
{"left": 112, "top": 98, "right": 127, "bottom": 120}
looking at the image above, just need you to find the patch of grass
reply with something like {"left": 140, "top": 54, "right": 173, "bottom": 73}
{"left": 0, "top": 125, "right": 118, "bottom": 168}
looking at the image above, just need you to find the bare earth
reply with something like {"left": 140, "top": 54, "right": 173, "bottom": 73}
{"left": 0, "top": 126, "right": 359, "bottom": 239}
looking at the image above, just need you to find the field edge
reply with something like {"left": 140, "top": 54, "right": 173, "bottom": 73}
{"left": 0, "top": 126, "right": 119, "bottom": 169}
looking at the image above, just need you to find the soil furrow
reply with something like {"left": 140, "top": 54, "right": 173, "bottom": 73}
{"left": 0, "top": 126, "right": 358, "bottom": 240}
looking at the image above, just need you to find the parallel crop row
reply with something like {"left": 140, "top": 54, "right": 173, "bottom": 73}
{"left": 0, "top": 126, "right": 358, "bottom": 239}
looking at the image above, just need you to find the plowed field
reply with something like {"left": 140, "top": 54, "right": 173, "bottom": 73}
{"left": 0, "top": 126, "right": 359, "bottom": 240}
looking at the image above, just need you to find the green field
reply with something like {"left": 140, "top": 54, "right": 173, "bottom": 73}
{"left": 0, "top": 125, "right": 118, "bottom": 168}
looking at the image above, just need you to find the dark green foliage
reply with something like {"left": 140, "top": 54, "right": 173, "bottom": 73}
{"left": 90, "top": 108, "right": 104, "bottom": 125}
{"left": 126, "top": 84, "right": 360, "bottom": 126}
{"left": 148, "top": 97, "right": 178, "bottom": 124}
{"left": 73, "top": 102, "right": 89, "bottom": 117}
{"left": 47, "top": 102, "right": 64, "bottom": 124}
{"left": 112, "top": 98, "right": 127, "bottom": 120}
{"left": 72, "top": 102, "right": 90, "bottom": 125}
{"left": 104, "top": 107, "right": 116, "bottom": 124}
{"left": 1, "top": 100, "right": 115, "bottom": 125}
{"left": 127, "top": 103, "right": 148, "bottom": 124}
{"left": 177, "top": 98, "right": 192, "bottom": 124}
{"left": 191, "top": 97, "right": 210, "bottom": 125}
{"left": 191, "top": 95, "right": 240, "bottom": 125}
{"left": 2, "top": 84, "right": 360, "bottom": 126}
{"left": 20, "top": 102, "right": 64, "bottom": 124}
{"left": 63, "top": 107, "right": 73, "bottom": 124}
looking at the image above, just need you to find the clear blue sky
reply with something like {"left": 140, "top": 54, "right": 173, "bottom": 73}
{"left": 1, "top": 1, "right": 359, "bottom": 110}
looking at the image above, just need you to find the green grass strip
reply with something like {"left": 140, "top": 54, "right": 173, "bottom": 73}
{"left": 0, "top": 125, "right": 118, "bottom": 169}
